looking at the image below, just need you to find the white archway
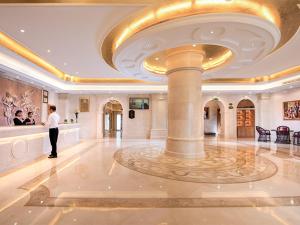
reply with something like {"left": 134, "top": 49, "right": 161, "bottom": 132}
{"left": 103, "top": 100, "right": 123, "bottom": 138}
{"left": 203, "top": 98, "right": 226, "bottom": 138}
{"left": 97, "top": 97, "right": 126, "bottom": 139}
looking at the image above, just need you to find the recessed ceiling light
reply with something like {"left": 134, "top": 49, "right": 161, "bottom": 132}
{"left": 47, "top": 49, "right": 51, "bottom": 53}
{"left": 192, "top": 44, "right": 197, "bottom": 47}
{"left": 20, "top": 29, "right": 25, "bottom": 33}
{"left": 63, "top": 62, "right": 67, "bottom": 66}
{"left": 210, "top": 31, "right": 214, "bottom": 34}
{"left": 209, "top": 58, "right": 213, "bottom": 60}
{"left": 155, "top": 57, "right": 160, "bottom": 61}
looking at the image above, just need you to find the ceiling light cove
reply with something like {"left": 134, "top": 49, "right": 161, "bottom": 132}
{"left": 102, "top": 0, "right": 299, "bottom": 80}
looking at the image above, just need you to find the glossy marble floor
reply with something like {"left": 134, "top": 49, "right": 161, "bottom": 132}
{"left": 0, "top": 138, "right": 300, "bottom": 225}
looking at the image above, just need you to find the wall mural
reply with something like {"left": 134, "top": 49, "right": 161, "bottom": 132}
{"left": 0, "top": 76, "right": 42, "bottom": 126}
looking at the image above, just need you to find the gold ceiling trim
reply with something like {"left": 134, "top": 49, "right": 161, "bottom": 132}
{"left": 0, "top": 0, "right": 160, "bottom": 4}
{"left": 0, "top": 31, "right": 65, "bottom": 79}
{"left": 0, "top": 31, "right": 300, "bottom": 85}
{"left": 102, "top": 0, "right": 300, "bottom": 71}
{"left": 204, "top": 65, "right": 300, "bottom": 84}
{"left": 144, "top": 44, "right": 233, "bottom": 75}
{"left": 0, "top": 31, "right": 150, "bottom": 84}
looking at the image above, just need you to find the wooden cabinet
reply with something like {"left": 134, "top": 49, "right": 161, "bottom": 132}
{"left": 237, "top": 109, "right": 255, "bottom": 138}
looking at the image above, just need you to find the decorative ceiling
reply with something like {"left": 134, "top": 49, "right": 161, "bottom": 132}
{"left": 0, "top": 0, "right": 299, "bottom": 91}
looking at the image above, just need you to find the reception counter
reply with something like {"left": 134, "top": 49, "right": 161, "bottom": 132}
{"left": 0, "top": 124, "right": 80, "bottom": 173}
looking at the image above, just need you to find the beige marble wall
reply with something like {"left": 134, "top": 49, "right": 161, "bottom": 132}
{"left": 150, "top": 94, "right": 168, "bottom": 139}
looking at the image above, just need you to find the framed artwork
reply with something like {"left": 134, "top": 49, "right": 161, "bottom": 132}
{"left": 204, "top": 107, "right": 209, "bottom": 120}
{"left": 42, "top": 90, "right": 48, "bottom": 103}
{"left": 79, "top": 97, "right": 90, "bottom": 112}
{"left": 129, "top": 98, "right": 149, "bottom": 110}
{"left": 283, "top": 100, "right": 300, "bottom": 120}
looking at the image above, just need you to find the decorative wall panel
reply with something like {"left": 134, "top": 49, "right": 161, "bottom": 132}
{"left": 0, "top": 76, "right": 42, "bottom": 126}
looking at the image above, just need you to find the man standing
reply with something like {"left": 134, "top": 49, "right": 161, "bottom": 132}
{"left": 43, "top": 105, "right": 60, "bottom": 158}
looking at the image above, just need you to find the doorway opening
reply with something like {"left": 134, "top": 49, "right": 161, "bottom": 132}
{"left": 237, "top": 99, "right": 255, "bottom": 139}
{"left": 103, "top": 100, "right": 123, "bottom": 138}
{"left": 204, "top": 99, "right": 225, "bottom": 137}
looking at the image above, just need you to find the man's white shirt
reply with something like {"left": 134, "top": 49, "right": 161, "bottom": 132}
{"left": 46, "top": 112, "right": 60, "bottom": 128}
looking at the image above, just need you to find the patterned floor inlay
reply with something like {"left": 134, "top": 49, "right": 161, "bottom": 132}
{"left": 114, "top": 144, "right": 278, "bottom": 184}
{"left": 25, "top": 185, "right": 300, "bottom": 208}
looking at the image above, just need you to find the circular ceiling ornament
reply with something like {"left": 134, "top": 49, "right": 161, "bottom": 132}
{"left": 112, "top": 14, "right": 280, "bottom": 80}
{"left": 101, "top": 0, "right": 300, "bottom": 81}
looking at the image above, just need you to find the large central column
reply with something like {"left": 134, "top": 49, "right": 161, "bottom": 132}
{"left": 165, "top": 49, "right": 205, "bottom": 158}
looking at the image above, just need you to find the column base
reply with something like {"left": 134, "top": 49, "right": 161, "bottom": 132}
{"left": 150, "top": 129, "right": 168, "bottom": 139}
{"left": 165, "top": 136, "right": 205, "bottom": 159}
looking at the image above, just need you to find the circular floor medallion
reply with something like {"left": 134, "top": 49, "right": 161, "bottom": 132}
{"left": 114, "top": 144, "right": 278, "bottom": 184}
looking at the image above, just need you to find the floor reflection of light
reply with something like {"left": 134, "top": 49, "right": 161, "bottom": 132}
{"left": 0, "top": 157, "right": 80, "bottom": 213}
{"left": 290, "top": 199, "right": 295, "bottom": 205}
{"left": 108, "top": 160, "right": 117, "bottom": 176}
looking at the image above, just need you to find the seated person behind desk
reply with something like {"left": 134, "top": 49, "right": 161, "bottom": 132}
{"left": 24, "top": 111, "right": 35, "bottom": 125}
{"left": 13, "top": 110, "right": 25, "bottom": 126}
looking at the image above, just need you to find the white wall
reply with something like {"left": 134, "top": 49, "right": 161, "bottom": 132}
{"left": 68, "top": 94, "right": 98, "bottom": 139}
{"left": 59, "top": 94, "right": 152, "bottom": 139}
{"left": 41, "top": 89, "right": 58, "bottom": 122}
{"left": 202, "top": 94, "right": 259, "bottom": 139}
{"left": 52, "top": 88, "right": 300, "bottom": 141}
{"left": 259, "top": 88, "right": 300, "bottom": 133}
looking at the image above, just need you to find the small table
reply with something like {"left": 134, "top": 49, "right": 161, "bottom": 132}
{"left": 271, "top": 129, "right": 294, "bottom": 144}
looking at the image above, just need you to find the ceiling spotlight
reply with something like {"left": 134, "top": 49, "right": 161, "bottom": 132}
{"left": 192, "top": 44, "right": 197, "bottom": 47}
{"left": 20, "top": 29, "right": 25, "bottom": 33}
{"left": 209, "top": 58, "right": 213, "bottom": 60}
{"left": 155, "top": 57, "right": 160, "bottom": 61}
{"left": 210, "top": 30, "right": 214, "bottom": 34}
{"left": 47, "top": 49, "right": 51, "bottom": 53}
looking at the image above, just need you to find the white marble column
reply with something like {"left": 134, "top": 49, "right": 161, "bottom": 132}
{"left": 165, "top": 49, "right": 204, "bottom": 158}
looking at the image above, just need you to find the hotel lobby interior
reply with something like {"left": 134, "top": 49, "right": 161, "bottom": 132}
{"left": 0, "top": 0, "right": 300, "bottom": 224}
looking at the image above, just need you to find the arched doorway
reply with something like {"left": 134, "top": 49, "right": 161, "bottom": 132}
{"left": 103, "top": 100, "right": 123, "bottom": 138}
{"left": 237, "top": 99, "right": 255, "bottom": 139}
{"left": 204, "top": 99, "right": 225, "bottom": 137}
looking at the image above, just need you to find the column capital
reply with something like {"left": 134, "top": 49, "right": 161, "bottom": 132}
{"left": 166, "top": 49, "right": 205, "bottom": 74}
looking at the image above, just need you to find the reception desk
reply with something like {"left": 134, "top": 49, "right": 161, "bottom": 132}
{"left": 0, "top": 124, "right": 80, "bottom": 173}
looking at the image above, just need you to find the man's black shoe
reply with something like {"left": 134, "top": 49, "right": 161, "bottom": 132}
{"left": 48, "top": 155, "right": 57, "bottom": 158}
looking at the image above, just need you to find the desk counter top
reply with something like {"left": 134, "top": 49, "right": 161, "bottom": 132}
{"left": 0, "top": 123, "right": 80, "bottom": 139}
